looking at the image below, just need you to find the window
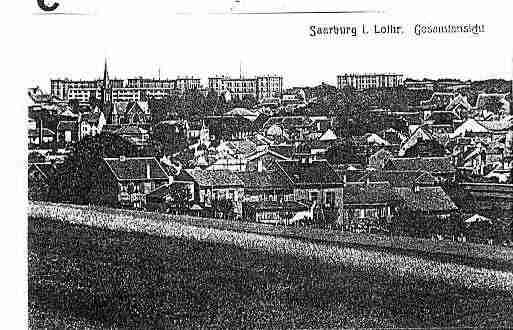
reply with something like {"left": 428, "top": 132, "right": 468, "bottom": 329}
{"left": 309, "top": 191, "right": 319, "bottom": 201}
{"left": 325, "top": 191, "right": 335, "bottom": 207}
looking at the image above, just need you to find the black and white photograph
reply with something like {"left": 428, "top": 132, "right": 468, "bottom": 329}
{"left": 8, "top": 0, "right": 513, "bottom": 328}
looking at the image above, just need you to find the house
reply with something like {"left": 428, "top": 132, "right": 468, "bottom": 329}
{"left": 319, "top": 129, "right": 338, "bottom": 142}
{"left": 115, "top": 125, "right": 150, "bottom": 147}
{"left": 224, "top": 108, "right": 260, "bottom": 122}
{"left": 210, "top": 142, "right": 290, "bottom": 172}
{"left": 384, "top": 156, "right": 456, "bottom": 182}
{"left": 111, "top": 101, "right": 150, "bottom": 125}
{"left": 174, "top": 169, "right": 245, "bottom": 216}
{"left": 394, "top": 185, "right": 458, "bottom": 237}
{"left": 103, "top": 157, "right": 170, "bottom": 208}
{"left": 423, "top": 111, "right": 456, "bottom": 134}
{"left": 273, "top": 159, "right": 344, "bottom": 212}
{"left": 342, "top": 181, "right": 399, "bottom": 233}
{"left": 236, "top": 171, "right": 294, "bottom": 203}
{"left": 56, "top": 121, "right": 79, "bottom": 145}
{"left": 28, "top": 163, "right": 56, "bottom": 201}
{"left": 451, "top": 118, "right": 513, "bottom": 142}
{"left": 28, "top": 128, "right": 55, "bottom": 146}
{"left": 242, "top": 201, "right": 310, "bottom": 225}
{"left": 78, "top": 110, "right": 106, "bottom": 140}
{"left": 398, "top": 126, "right": 447, "bottom": 157}
{"left": 420, "top": 92, "right": 456, "bottom": 108}
{"left": 445, "top": 94, "right": 472, "bottom": 119}
{"left": 455, "top": 141, "right": 508, "bottom": 176}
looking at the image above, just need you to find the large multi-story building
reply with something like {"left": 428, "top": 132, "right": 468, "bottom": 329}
{"left": 337, "top": 73, "right": 404, "bottom": 90}
{"left": 51, "top": 64, "right": 201, "bottom": 103}
{"left": 208, "top": 75, "right": 283, "bottom": 101}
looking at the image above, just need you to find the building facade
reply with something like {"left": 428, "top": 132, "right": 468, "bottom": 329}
{"left": 51, "top": 63, "right": 201, "bottom": 103}
{"left": 337, "top": 73, "right": 404, "bottom": 90}
{"left": 208, "top": 75, "right": 283, "bottom": 101}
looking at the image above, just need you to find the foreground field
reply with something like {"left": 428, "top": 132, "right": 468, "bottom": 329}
{"left": 28, "top": 204, "right": 513, "bottom": 328}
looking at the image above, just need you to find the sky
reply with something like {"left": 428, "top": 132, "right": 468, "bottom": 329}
{"left": 23, "top": 0, "right": 513, "bottom": 90}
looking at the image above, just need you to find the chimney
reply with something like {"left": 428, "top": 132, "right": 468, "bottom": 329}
{"left": 146, "top": 162, "right": 151, "bottom": 179}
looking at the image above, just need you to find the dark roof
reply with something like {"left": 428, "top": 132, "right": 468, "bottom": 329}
{"left": 269, "top": 145, "right": 296, "bottom": 158}
{"left": 185, "top": 169, "right": 244, "bottom": 187}
{"left": 146, "top": 182, "right": 190, "bottom": 199}
{"left": 236, "top": 171, "right": 293, "bottom": 190}
{"left": 28, "top": 128, "right": 55, "bottom": 137}
{"left": 29, "top": 163, "right": 56, "bottom": 180}
{"left": 362, "top": 170, "right": 438, "bottom": 188}
{"left": 104, "top": 157, "right": 168, "bottom": 181}
{"left": 57, "top": 121, "right": 78, "bottom": 132}
{"left": 244, "top": 201, "right": 309, "bottom": 212}
{"left": 384, "top": 157, "right": 455, "bottom": 174}
{"left": 263, "top": 116, "right": 313, "bottom": 130}
{"left": 276, "top": 160, "right": 343, "bottom": 186}
{"left": 344, "top": 182, "right": 399, "bottom": 205}
{"left": 395, "top": 187, "right": 458, "bottom": 213}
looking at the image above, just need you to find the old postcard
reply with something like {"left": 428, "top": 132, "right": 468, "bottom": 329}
{"left": 15, "top": 0, "right": 513, "bottom": 328}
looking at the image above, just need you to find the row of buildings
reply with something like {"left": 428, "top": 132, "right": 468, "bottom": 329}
{"left": 50, "top": 62, "right": 474, "bottom": 105}
{"left": 50, "top": 61, "right": 284, "bottom": 103}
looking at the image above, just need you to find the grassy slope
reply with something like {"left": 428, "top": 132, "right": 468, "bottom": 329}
{"left": 29, "top": 217, "right": 513, "bottom": 329}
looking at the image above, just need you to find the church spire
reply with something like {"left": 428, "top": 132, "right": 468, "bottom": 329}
{"left": 101, "top": 58, "right": 111, "bottom": 108}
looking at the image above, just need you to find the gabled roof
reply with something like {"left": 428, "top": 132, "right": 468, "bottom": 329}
{"left": 384, "top": 157, "right": 455, "bottom": 174}
{"left": 245, "top": 148, "right": 290, "bottom": 162}
{"left": 236, "top": 171, "right": 293, "bottom": 190}
{"left": 344, "top": 182, "right": 399, "bottom": 205}
{"left": 29, "top": 163, "right": 56, "bottom": 181}
{"left": 113, "top": 101, "right": 149, "bottom": 115}
{"left": 319, "top": 129, "right": 337, "bottom": 141}
{"left": 262, "top": 116, "right": 314, "bottom": 130}
{"left": 28, "top": 128, "right": 55, "bottom": 138}
{"left": 420, "top": 92, "right": 457, "bottom": 107}
{"left": 399, "top": 125, "right": 437, "bottom": 156}
{"left": 395, "top": 187, "right": 458, "bottom": 213}
{"left": 224, "top": 140, "right": 258, "bottom": 156}
{"left": 476, "top": 120, "right": 513, "bottom": 132}
{"left": 104, "top": 157, "right": 169, "bottom": 181}
{"left": 57, "top": 120, "right": 78, "bottom": 132}
{"left": 185, "top": 169, "right": 244, "bottom": 187}
{"left": 275, "top": 160, "right": 343, "bottom": 186}
{"left": 269, "top": 145, "right": 296, "bottom": 159}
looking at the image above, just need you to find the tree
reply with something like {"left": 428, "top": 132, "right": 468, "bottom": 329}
{"left": 28, "top": 151, "right": 46, "bottom": 163}
{"left": 168, "top": 184, "right": 191, "bottom": 213}
{"left": 212, "top": 198, "right": 234, "bottom": 219}
{"left": 51, "top": 132, "right": 139, "bottom": 205}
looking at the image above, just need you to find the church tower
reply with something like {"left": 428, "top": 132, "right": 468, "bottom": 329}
{"left": 101, "top": 59, "right": 112, "bottom": 108}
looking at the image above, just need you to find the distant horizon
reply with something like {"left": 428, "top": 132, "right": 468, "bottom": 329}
{"left": 37, "top": 69, "right": 513, "bottom": 92}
